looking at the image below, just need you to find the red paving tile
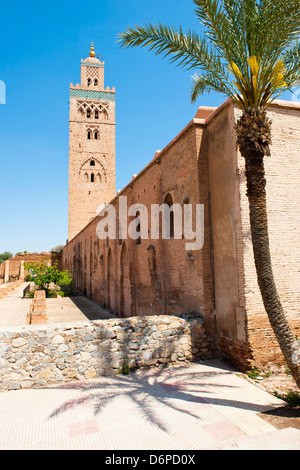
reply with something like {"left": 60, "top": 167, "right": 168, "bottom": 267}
{"left": 203, "top": 420, "right": 246, "bottom": 443}
{"left": 69, "top": 419, "right": 100, "bottom": 437}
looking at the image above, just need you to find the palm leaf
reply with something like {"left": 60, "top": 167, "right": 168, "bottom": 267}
{"left": 118, "top": 23, "right": 235, "bottom": 96}
{"left": 118, "top": 0, "right": 300, "bottom": 111}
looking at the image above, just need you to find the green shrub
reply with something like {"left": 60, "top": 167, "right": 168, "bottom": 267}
{"left": 46, "top": 289, "right": 57, "bottom": 298}
{"left": 118, "top": 361, "right": 131, "bottom": 375}
{"left": 25, "top": 260, "right": 73, "bottom": 291}
{"left": 274, "top": 390, "right": 300, "bottom": 407}
{"left": 248, "top": 368, "right": 261, "bottom": 379}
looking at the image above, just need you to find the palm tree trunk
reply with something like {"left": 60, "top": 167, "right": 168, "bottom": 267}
{"left": 237, "top": 110, "right": 300, "bottom": 388}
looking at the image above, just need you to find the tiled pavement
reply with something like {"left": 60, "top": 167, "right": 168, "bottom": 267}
{"left": 1, "top": 283, "right": 299, "bottom": 450}
{"left": 1, "top": 360, "right": 299, "bottom": 450}
{"left": 0, "top": 282, "right": 115, "bottom": 327}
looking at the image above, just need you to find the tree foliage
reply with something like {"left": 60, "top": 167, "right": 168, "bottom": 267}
{"left": 118, "top": 0, "right": 300, "bottom": 111}
{"left": 25, "top": 260, "right": 72, "bottom": 292}
{"left": 51, "top": 245, "right": 65, "bottom": 253}
{"left": 0, "top": 251, "right": 13, "bottom": 265}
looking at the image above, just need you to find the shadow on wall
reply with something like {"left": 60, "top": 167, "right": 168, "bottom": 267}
{"left": 0, "top": 313, "right": 214, "bottom": 391}
{"left": 85, "top": 313, "right": 214, "bottom": 376}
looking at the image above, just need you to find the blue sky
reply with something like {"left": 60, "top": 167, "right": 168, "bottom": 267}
{"left": 0, "top": 0, "right": 292, "bottom": 255}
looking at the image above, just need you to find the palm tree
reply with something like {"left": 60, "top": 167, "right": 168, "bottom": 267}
{"left": 118, "top": 0, "right": 300, "bottom": 387}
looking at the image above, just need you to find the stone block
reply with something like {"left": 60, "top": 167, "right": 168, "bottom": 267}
{"left": 30, "top": 303, "right": 46, "bottom": 313}
{"left": 27, "top": 313, "right": 48, "bottom": 325}
{"left": 34, "top": 290, "right": 46, "bottom": 299}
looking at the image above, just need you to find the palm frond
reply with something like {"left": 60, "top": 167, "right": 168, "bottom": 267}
{"left": 118, "top": 0, "right": 300, "bottom": 111}
{"left": 118, "top": 23, "right": 234, "bottom": 93}
{"left": 193, "top": 0, "right": 246, "bottom": 66}
{"left": 191, "top": 72, "right": 234, "bottom": 102}
{"left": 119, "top": 23, "right": 212, "bottom": 71}
{"left": 283, "top": 40, "right": 300, "bottom": 85}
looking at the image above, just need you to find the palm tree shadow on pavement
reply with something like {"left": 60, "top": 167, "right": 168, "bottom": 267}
{"left": 46, "top": 363, "right": 279, "bottom": 432}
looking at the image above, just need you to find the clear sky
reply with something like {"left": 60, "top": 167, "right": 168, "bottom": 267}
{"left": 0, "top": 0, "right": 292, "bottom": 255}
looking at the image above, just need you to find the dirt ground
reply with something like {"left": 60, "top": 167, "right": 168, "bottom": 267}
{"left": 244, "top": 372, "right": 300, "bottom": 430}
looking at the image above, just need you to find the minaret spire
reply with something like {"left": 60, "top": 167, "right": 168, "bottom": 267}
{"left": 89, "top": 42, "right": 96, "bottom": 58}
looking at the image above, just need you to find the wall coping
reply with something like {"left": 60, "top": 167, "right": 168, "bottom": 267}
{"left": 0, "top": 313, "right": 204, "bottom": 335}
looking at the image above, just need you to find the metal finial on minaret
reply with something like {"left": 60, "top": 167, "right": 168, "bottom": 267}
{"left": 89, "top": 42, "right": 96, "bottom": 58}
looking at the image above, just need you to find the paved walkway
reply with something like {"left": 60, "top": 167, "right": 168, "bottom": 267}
{"left": 0, "top": 283, "right": 299, "bottom": 450}
{"left": 0, "top": 359, "right": 299, "bottom": 450}
{"left": 0, "top": 282, "right": 116, "bottom": 327}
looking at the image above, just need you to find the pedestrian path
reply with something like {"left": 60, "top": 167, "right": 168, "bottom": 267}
{"left": 0, "top": 360, "right": 299, "bottom": 450}
{"left": 0, "top": 283, "right": 115, "bottom": 327}
{"left": 0, "top": 285, "right": 299, "bottom": 450}
{"left": 0, "top": 283, "right": 31, "bottom": 326}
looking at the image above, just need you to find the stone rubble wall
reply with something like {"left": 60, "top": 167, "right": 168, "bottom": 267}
{"left": 0, "top": 313, "right": 214, "bottom": 391}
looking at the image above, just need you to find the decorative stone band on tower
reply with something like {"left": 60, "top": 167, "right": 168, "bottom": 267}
{"left": 68, "top": 43, "right": 116, "bottom": 241}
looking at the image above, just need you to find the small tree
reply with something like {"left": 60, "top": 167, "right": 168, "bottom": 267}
{"left": 51, "top": 245, "right": 65, "bottom": 253}
{"left": 0, "top": 251, "right": 13, "bottom": 265}
{"left": 25, "top": 260, "right": 72, "bottom": 296}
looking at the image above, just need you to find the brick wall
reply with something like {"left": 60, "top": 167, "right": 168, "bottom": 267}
{"left": 63, "top": 121, "right": 215, "bottom": 344}
{"left": 207, "top": 100, "right": 300, "bottom": 369}
{"left": 236, "top": 102, "right": 300, "bottom": 367}
{"left": 63, "top": 99, "right": 300, "bottom": 371}
{"left": 0, "top": 252, "right": 51, "bottom": 284}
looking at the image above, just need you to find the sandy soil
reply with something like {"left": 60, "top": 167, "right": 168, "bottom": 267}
{"left": 244, "top": 371, "right": 300, "bottom": 430}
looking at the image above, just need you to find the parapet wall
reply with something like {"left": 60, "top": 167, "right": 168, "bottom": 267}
{"left": 0, "top": 313, "right": 214, "bottom": 391}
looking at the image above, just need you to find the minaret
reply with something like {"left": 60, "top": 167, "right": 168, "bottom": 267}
{"left": 68, "top": 43, "right": 116, "bottom": 241}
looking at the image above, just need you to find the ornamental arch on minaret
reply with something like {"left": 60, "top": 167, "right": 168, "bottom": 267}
{"left": 68, "top": 43, "right": 116, "bottom": 241}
